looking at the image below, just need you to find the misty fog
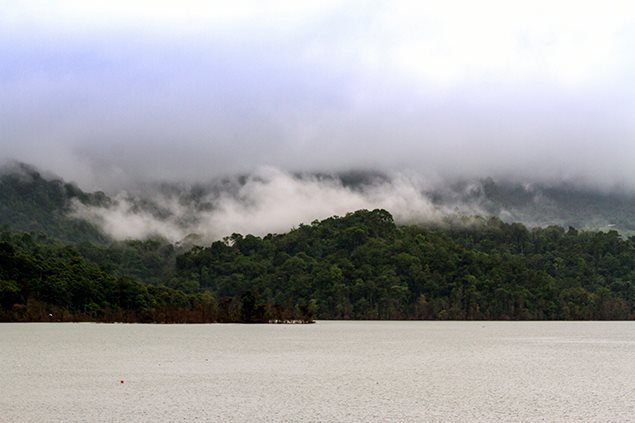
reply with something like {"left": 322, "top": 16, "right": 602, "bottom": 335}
{"left": 68, "top": 167, "right": 477, "bottom": 242}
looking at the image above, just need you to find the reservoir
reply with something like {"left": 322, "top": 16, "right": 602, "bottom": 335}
{"left": 2, "top": 321, "right": 634, "bottom": 422}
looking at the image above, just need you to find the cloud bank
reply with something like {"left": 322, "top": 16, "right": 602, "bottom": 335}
{"left": 2, "top": 1, "right": 635, "bottom": 192}
{"left": 70, "top": 167, "right": 486, "bottom": 242}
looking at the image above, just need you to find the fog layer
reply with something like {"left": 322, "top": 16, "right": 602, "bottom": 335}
{"left": 70, "top": 167, "right": 478, "bottom": 242}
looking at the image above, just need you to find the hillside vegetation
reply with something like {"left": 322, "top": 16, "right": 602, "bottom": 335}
{"left": 0, "top": 163, "right": 108, "bottom": 244}
{"left": 2, "top": 209, "right": 635, "bottom": 322}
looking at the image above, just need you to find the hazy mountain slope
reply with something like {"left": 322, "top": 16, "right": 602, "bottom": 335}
{"left": 2, "top": 163, "right": 635, "bottom": 244}
{"left": 430, "top": 178, "right": 635, "bottom": 233}
{"left": 0, "top": 163, "right": 110, "bottom": 244}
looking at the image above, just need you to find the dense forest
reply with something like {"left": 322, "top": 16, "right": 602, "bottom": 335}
{"left": 2, "top": 209, "right": 635, "bottom": 322}
{"left": 173, "top": 210, "right": 635, "bottom": 320}
{"left": 0, "top": 230, "right": 318, "bottom": 323}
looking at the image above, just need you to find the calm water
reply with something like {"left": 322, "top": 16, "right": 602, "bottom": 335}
{"left": 2, "top": 321, "right": 635, "bottom": 422}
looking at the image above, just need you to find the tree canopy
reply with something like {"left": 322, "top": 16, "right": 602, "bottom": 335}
{"left": 2, "top": 209, "right": 635, "bottom": 322}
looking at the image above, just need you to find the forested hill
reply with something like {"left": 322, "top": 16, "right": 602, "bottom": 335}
{"left": 174, "top": 210, "right": 635, "bottom": 320}
{"left": 0, "top": 163, "right": 109, "bottom": 244}
{"left": 3, "top": 209, "right": 635, "bottom": 322}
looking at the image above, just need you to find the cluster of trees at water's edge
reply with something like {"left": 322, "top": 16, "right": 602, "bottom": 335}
{"left": 0, "top": 232, "right": 316, "bottom": 323}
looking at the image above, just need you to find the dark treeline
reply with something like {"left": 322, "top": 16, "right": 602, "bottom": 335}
{"left": 0, "top": 231, "right": 314, "bottom": 323}
{"left": 0, "top": 232, "right": 216, "bottom": 323}
{"left": 2, "top": 209, "right": 635, "bottom": 322}
{"left": 175, "top": 210, "right": 635, "bottom": 320}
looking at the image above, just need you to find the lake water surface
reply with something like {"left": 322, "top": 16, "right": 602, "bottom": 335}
{"left": 2, "top": 321, "right": 635, "bottom": 422}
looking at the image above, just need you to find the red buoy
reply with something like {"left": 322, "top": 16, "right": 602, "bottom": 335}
{"left": 120, "top": 380, "right": 124, "bottom": 384}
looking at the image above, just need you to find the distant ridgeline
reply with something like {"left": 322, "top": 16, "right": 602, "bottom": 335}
{"left": 434, "top": 178, "right": 635, "bottom": 234}
{"left": 2, "top": 163, "right": 635, "bottom": 322}
{"left": 3, "top": 162, "right": 635, "bottom": 242}
{"left": 2, "top": 208, "right": 635, "bottom": 322}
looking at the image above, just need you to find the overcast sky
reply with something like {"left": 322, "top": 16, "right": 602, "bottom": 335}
{"left": 2, "top": 1, "right": 635, "bottom": 191}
